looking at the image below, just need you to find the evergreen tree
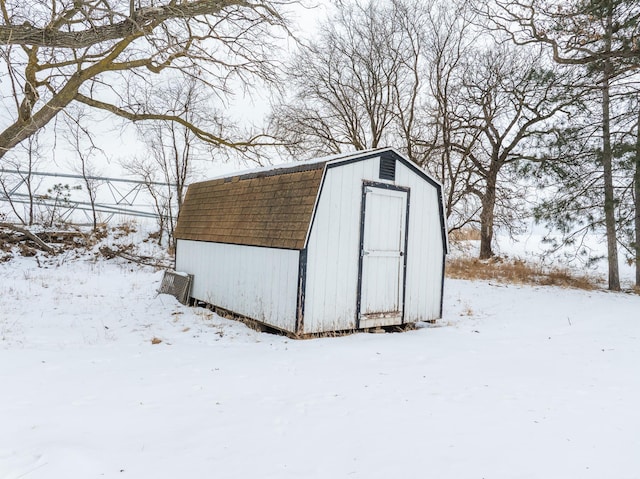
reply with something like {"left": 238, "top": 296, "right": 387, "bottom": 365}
{"left": 488, "top": 0, "right": 640, "bottom": 289}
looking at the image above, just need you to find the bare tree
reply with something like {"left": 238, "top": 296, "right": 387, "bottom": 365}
{"left": 124, "top": 77, "right": 217, "bottom": 247}
{"left": 270, "top": 0, "right": 488, "bottom": 234}
{"left": 61, "top": 107, "right": 105, "bottom": 231}
{"left": 271, "top": 0, "right": 429, "bottom": 157}
{"left": 122, "top": 155, "right": 170, "bottom": 244}
{"left": 0, "top": 0, "right": 293, "bottom": 161}
{"left": 420, "top": 0, "right": 481, "bottom": 233}
{"left": 454, "top": 44, "right": 580, "bottom": 258}
{"left": 0, "top": 133, "right": 42, "bottom": 225}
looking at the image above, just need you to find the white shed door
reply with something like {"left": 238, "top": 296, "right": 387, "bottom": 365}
{"left": 359, "top": 186, "right": 408, "bottom": 327}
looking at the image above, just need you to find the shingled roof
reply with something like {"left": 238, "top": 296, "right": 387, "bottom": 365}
{"left": 174, "top": 162, "right": 326, "bottom": 250}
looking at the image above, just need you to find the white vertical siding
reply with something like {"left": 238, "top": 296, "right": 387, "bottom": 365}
{"left": 175, "top": 240, "right": 299, "bottom": 332}
{"left": 395, "top": 162, "right": 445, "bottom": 323}
{"left": 304, "top": 160, "right": 377, "bottom": 334}
{"left": 304, "top": 156, "right": 445, "bottom": 334}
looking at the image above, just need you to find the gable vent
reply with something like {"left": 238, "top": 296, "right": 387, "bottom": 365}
{"left": 379, "top": 157, "right": 396, "bottom": 181}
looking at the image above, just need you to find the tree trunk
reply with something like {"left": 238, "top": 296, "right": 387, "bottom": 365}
{"left": 479, "top": 166, "right": 498, "bottom": 259}
{"left": 635, "top": 106, "right": 640, "bottom": 288}
{"left": 601, "top": 59, "right": 621, "bottom": 290}
{"left": 0, "top": 76, "right": 82, "bottom": 159}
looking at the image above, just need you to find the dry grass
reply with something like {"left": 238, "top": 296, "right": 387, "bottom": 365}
{"left": 446, "top": 256, "right": 599, "bottom": 290}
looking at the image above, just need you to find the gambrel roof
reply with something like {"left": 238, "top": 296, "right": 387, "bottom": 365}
{"left": 174, "top": 162, "right": 325, "bottom": 249}
{"left": 175, "top": 148, "right": 449, "bottom": 252}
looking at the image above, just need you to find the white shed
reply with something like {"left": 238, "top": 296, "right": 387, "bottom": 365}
{"left": 174, "top": 148, "right": 448, "bottom": 336}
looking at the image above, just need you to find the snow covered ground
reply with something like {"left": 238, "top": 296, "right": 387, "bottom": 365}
{"left": 1, "top": 247, "right": 640, "bottom": 478}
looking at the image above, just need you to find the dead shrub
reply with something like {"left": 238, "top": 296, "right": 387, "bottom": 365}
{"left": 18, "top": 243, "right": 37, "bottom": 257}
{"left": 91, "top": 224, "right": 109, "bottom": 242}
{"left": 112, "top": 221, "right": 137, "bottom": 239}
{"left": 446, "top": 256, "right": 599, "bottom": 290}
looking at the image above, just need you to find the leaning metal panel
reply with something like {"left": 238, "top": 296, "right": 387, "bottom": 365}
{"left": 159, "top": 270, "right": 193, "bottom": 305}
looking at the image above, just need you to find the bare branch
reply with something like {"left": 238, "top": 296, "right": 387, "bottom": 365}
{"left": 0, "top": 1, "right": 277, "bottom": 49}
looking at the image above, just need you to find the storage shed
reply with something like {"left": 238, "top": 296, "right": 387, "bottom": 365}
{"left": 174, "top": 148, "right": 448, "bottom": 336}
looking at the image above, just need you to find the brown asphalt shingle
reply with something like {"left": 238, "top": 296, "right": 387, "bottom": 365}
{"left": 174, "top": 163, "right": 325, "bottom": 250}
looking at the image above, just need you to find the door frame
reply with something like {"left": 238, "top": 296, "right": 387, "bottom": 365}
{"left": 356, "top": 180, "right": 410, "bottom": 329}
